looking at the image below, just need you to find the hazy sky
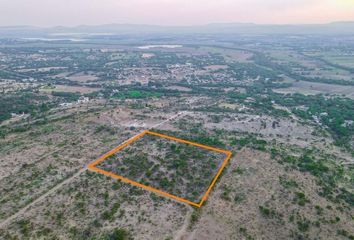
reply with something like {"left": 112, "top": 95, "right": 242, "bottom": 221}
{"left": 0, "top": 0, "right": 354, "bottom": 27}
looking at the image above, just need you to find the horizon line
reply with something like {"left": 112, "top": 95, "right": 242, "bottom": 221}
{"left": 1, "top": 20, "right": 354, "bottom": 29}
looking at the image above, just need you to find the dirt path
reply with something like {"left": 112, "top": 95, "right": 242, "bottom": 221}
{"left": 152, "top": 111, "right": 185, "bottom": 129}
{"left": 0, "top": 135, "right": 82, "bottom": 181}
{"left": 0, "top": 168, "right": 85, "bottom": 229}
{"left": 0, "top": 111, "right": 185, "bottom": 229}
{"left": 174, "top": 205, "right": 193, "bottom": 240}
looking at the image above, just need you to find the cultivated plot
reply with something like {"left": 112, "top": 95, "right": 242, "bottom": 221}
{"left": 88, "top": 130, "right": 232, "bottom": 207}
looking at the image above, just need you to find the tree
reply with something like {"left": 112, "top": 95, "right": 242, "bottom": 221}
{"left": 106, "top": 228, "right": 130, "bottom": 240}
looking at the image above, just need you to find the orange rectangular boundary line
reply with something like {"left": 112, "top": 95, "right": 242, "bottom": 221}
{"left": 89, "top": 166, "right": 200, "bottom": 207}
{"left": 87, "top": 130, "right": 232, "bottom": 208}
{"left": 198, "top": 151, "right": 232, "bottom": 207}
{"left": 87, "top": 130, "right": 147, "bottom": 169}
{"left": 146, "top": 130, "right": 229, "bottom": 154}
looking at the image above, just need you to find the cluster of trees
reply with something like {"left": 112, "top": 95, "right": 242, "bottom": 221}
{"left": 252, "top": 51, "right": 354, "bottom": 86}
{"left": 226, "top": 88, "right": 353, "bottom": 151}
{"left": 274, "top": 149, "right": 354, "bottom": 206}
{"left": 104, "top": 228, "right": 131, "bottom": 240}
{"left": 100, "top": 84, "right": 180, "bottom": 99}
{"left": 0, "top": 92, "right": 50, "bottom": 123}
{"left": 51, "top": 91, "right": 81, "bottom": 101}
{"left": 231, "top": 135, "right": 267, "bottom": 151}
{"left": 226, "top": 62, "right": 282, "bottom": 81}
{"left": 112, "top": 90, "right": 162, "bottom": 99}
{"left": 270, "top": 93, "right": 354, "bottom": 149}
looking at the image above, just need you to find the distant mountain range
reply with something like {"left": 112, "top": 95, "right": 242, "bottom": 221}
{"left": 1, "top": 22, "right": 354, "bottom": 38}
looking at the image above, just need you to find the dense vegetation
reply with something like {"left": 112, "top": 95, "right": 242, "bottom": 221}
{"left": 0, "top": 92, "right": 50, "bottom": 122}
{"left": 0, "top": 38, "right": 353, "bottom": 239}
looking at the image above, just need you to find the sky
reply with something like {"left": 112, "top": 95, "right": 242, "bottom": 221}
{"left": 0, "top": 0, "right": 354, "bottom": 27}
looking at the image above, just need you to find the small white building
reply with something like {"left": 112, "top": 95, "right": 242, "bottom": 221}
{"left": 59, "top": 102, "right": 73, "bottom": 107}
{"left": 77, "top": 96, "right": 89, "bottom": 104}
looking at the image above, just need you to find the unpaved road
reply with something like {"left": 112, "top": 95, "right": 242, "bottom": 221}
{"left": 0, "top": 111, "right": 185, "bottom": 228}
{"left": 0, "top": 169, "right": 86, "bottom": 228}
{"left": 174, "top": 205, "right": 193, "bottom": 240}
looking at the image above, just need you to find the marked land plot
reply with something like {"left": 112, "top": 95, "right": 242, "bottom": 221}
{"left": 88, "top": 130, "right": 232, "bottom": 207}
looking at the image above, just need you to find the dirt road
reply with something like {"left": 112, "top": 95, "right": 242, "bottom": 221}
{"left": 0, "top": 111, "right": 185, "bottom": 228}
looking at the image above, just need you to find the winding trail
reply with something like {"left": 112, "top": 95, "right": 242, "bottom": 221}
{"left": 0, "top": 169, "right": 85, "bottom": 228}
{"left": 174, "top": 205, "right": 193, "bottom": 240}
{"left": 0, "top": 111, "right": 185, "bottom": 229}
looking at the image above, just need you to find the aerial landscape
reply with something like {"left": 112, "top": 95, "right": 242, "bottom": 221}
{"left": 0, "top": 0, "right": 353, "bottom": 239}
